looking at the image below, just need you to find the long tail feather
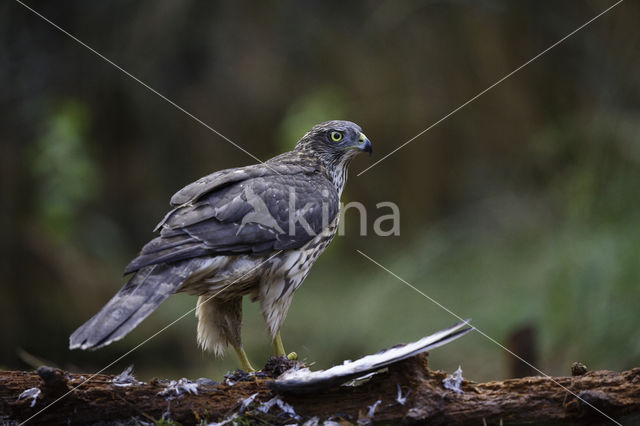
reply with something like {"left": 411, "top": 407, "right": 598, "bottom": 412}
{"left": 270, "top": 319, "right": 473, "bottom": 393}
{"left": 69, "top": 261, "right": 195, "bottom": 350}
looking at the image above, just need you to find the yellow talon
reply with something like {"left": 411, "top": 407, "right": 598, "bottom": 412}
{"left": 273, "top": 333, "right": 287, "bottom": 357}
{"left": 274, "top": 333, "right": 298, "bottom": 361}
{"left": 232, "top": 344, "right": 255, "bottom": 372}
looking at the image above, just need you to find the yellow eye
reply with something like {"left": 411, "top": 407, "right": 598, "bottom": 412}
{"left": 330, "top": 131, "right": 343, "bottom": 142}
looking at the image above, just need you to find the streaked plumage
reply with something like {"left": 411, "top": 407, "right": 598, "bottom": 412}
{"left": 69, "top": 120, "right": 372, "bottom": 368}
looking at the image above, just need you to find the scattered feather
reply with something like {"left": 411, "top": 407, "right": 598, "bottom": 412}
{"left": 18, "top": 387, "right": 41, "bottom": 407}
{"left": 256, "top": 395, "right": 278, "bottom": 413}
{"left": 367, "top": 399, "right": 382, "bottom": 418}
{"left": 357, "top": 399, "right": 382, "bottom": 425}
{"left": 113, "top": 365, "right": 139, "bottom": 387}
{"left": 157, "top": 378, "right": 199, "bottom": 397}
{"left": 396, "top": 384, "right": 410, "bottom": 405}
{"left": 239, "top": 392, "right": 259, "bottom": 411}
{"left": 257, "top": 396, "right": 301, "bottom": 420}
{"left": 443, "top": 365, "right": 464, "bottom": 394}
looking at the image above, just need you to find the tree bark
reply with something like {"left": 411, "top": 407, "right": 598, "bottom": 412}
{"left": 1, "top": 355, "right": 639, "bottom": 425}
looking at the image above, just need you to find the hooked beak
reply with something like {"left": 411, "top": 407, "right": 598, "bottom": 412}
{"left": 356, "top": 132, "right": 372, "bottom": 156}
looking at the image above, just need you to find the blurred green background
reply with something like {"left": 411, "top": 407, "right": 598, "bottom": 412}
{"left": 1, "top": 1, "right": 639, "bottom": 383}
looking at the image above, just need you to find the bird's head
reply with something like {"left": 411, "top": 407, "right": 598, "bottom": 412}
{"left": 295, "top": 120, "right": 372, "bottom": 167}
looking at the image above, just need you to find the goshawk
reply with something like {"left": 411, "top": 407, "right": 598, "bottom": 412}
{"left": 69, "top": 120, "right": 372, "bottom": 371}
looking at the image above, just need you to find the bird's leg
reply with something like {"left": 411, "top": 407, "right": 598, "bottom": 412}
{"left": 273, "top": 333, "right": 286, "bottom": 356}
{"left": 232, "top": 344, "right": 255, "bottom": 373}
{"left": 273, "top": 332, "right": 297, "bottom": 360}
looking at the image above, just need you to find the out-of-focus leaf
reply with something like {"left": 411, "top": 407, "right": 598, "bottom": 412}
{"left": 29, "top": 101, "right": 99, "bottom": 238}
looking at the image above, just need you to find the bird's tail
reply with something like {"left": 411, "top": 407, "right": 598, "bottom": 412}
{"left": 69, "top": 260, "right": 203, "bottom": 350}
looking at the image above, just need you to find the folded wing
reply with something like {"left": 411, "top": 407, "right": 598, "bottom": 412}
{"left": 124, "top": 166, "right": 339, "bottom": 274}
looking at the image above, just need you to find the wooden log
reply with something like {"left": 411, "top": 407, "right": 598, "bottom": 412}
{"left": 1, "top": 355, "right": 639, "bottom": 424}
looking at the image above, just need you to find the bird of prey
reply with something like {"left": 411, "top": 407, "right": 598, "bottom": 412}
{"left": 69, "top": 120, "right": 372, "bottom": 371}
